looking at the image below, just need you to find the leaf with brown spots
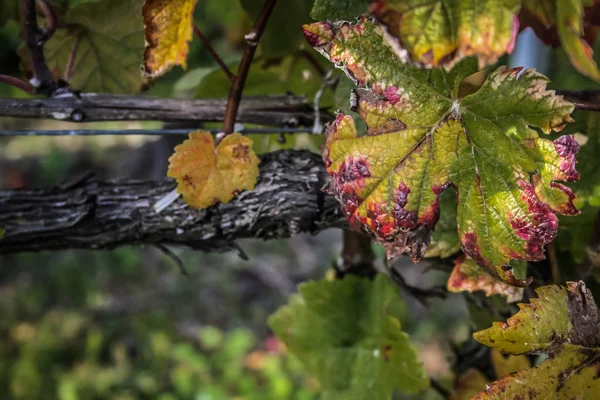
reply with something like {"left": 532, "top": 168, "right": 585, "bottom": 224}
{"left": 369, "top": 0, "right": 521, "bottom": 69}
{"left": 474, "top": 344, "right": 600, "bottom": 399}
{"left": 268, "top": 274, "right": 428, "bottom": 399}
{"left": 448, "top": 256, "right": 524, "bottom": 303}
{"left": 142, "top": 0, "right": 198, "bottom": 78}
{"left": 304, "top": 18, "right": 578, "bottom": 286}
{"left": 168, "top": 131, "right": 259, "bottom": 209}
{"left": 474, "top": 281, "right": 600, "bottom": 355}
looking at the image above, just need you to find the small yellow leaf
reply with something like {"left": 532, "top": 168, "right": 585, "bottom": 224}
{"left": 143, "top": 0, "right": 198, "bottom": 78}
{"left": 168, "top": 131, "right": 259, "bottom": 209}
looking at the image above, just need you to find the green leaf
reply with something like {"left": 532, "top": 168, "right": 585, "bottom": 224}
{"left": 311, "top": 0, "right": 369, "bottom": 21}
{"left": 571, "top": 113, "right": 600, "bottom": 207}
{"left": 474, "top": 281, "right": 600, "bottom": 355}
{"left": 19, "top": 0, "right": 146, "bottom": 93}
{"left": 369, "top": 0, "right": 521, "bottom": 69}
{"left": 0, "top": 0, "right": 19, "bottom": 27}
{"left": 240, "top": 0, "right": 312, "bottom": 58}
{"left": 268, "top": 274, "right": 428, "bottom": 399}
{"left": 448, "top": 256, "right": 524, "bottom": 303}
{"left": 305, "top": 18, "right": 578, "bottom": 286}
{"left": 474, "top": 344, "right": 600, "bottom": 399}
{"left": 426, "top": 188, "right": 460, "bottom": 258}
{"left": 0, "top": 228, "right": 4, "bottom": 238}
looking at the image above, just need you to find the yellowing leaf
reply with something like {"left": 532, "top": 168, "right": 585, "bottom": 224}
{"left": 474, "top": 281, "right": 600, "bottom": 355}
{"left": 168, "top": 131, "right": 259, "bottom": 209}
{"left": 305, "top": 18, "right": 578, "bottom": 286}
{"left": 426, "top": 188, "right": 461, "bottom": 258}
{"left": 369, "top": 0, "right": 521, "bottom": 69}
{"left": 448, "top": 256, "right": 524, "bottom": 303}
{"left": 490, "top": 349, "right": 530, "bottom": 378}
{"left": 450, "top": 351, "right": 530, "bottom": 400}
{"left": 474, "top": 344, "right": 600, "bottom": 399}
{"left": 142, "top": 0, "right": 198, "bottom": 78}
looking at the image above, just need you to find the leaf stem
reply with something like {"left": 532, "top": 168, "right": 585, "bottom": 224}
{"left": 0, "top": 74, "right": 35, "bottom": 94}
{"left": 334, "top": 230, "right": 376, "bottom": 279}
{"left": 193, "top": 25, "right": 235, "bottom": 82}
{"left": 36, "top": 0, "right": 57, "bottom": 41}
{"left": 222, "top": 0, "right": 278, "bottom": 135}
{"left": 24, "top": 0, "right": 57, "bottom": 95}
{"left": 64, "top": 33, "right": 82, "bottom": 82}
{"left": 430, "top": 377, "right": 451, "bottom": 400}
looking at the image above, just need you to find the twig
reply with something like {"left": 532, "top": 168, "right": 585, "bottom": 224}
{"left": 297, "top": 49, "right": 326, "bottom": 77}
{"left": 64, "top": 33, "right": 82, "bottom": 81}
{"left": 155, "top": 244, "right": 188, "bottom": 276}
{"left": 384, "top": 259, "right": 447, "bottom": 307}
{"left": 36, "top": 0, "right": 57, "bottom": 40}
{"left": 24, "top": 0, "right": 58, "bottom": 95}
{"left": 222, "top": 0, "right": 278, "bottom": 135}
{"left": 430, "top": 377, "right": 451, "bottom": 400}
{"left": 0, "top": 75, "right": 35, "bottom": 94}
{"left": 334, "top": 230, "right": 376, "bottom": 279}
{"left": 556, "top": 90, "right": 600, "bottom": 112}
{"left": 193, "top": 26, "right": 235, "bottom": 82}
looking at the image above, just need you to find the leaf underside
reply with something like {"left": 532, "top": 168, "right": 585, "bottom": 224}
{"left": 304, "top": 18, "right": 578, "bottom": 286}
{"left": 369, "top": 0, "right": 521, "bottom": 69}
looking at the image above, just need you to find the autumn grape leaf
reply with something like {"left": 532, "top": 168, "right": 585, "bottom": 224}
{"left": 426, "top": 189, "right": 461, "bottom": 258}
{"left": 448, "top": 256, "right": 524, "bottom": 303}
{"left": 168, "top": 131, "right": 259, "bottom": 209}
{"left": 450, "top": 350, "right": 530, "bottom": 400}
{"left": 521, "top": 0, "right": 600, "bottom": 82}
{"left": 474, "top": 344, "right": 600, "bottom": 399}
{"left": 474, "top": 281, "right": 600, "bottom": 354}
{"left": 19, "top": 0, "right": 146, "bottom": 93}
{"left": 304, "top": 18, "right": 578, "bottom": 286}
{"left": 268, "top": 274, "right": 428, "bottom": 399}
{"left": 310, "top": 0, "right": 369, "bottom": 20}
{"left": 142, "top": 0, "right": 198, "bottom": 78}
{"left": 369, "top": 0, "right": 521, "bottom": 69}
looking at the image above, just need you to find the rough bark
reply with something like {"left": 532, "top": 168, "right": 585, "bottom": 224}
{"left": 0, "top": 93, "right": 329, "bottom": 127}
{"left": 0, "top": 150, "right": 345, "bottom": 254}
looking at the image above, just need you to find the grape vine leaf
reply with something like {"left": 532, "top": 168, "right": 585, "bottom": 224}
{"left": 426, "top": 189, "right": 461, "bottom": 258}
{"left": 474, "top": 344, "right": 600, "bottom": 399}
{"left": 450, "top": 350, "right": 530, "bottom": 400}
{"left": 570, "top": 113, "right": 600, "bottom": 206}
{"left": 311, "top": 0, "right": 369, "bottom": 21}
{"left": 521, "top": 0, "right": 600, "bottom": 82}
{"left": 448, "top": 256, "right": 524, "bottom": 303}
{"left": 474, "top": 281, "right": 600, "bottom": 354}
{"left": 19, "top": 0, "right": 146, "bottom": 93}
{"left": 268, "top": 274, "right": 428, "bottom": 399}
{"left": 168, "top": 131, "right": 259, "bottom": 209}
{"left": 304, "top": 18, "right": 578, "bottom": 286}
{"left": 142, "top": 0, "right": 198, "bottom": 78}
{"left": 369, "top": 0, "right": 521, "bottom": 69}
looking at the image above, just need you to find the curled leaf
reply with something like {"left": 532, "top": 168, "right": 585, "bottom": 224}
{"left": 168, "top": 131, "right": 259, "bottom": 209}
{"left": 143, "top": 0, "right": 199, "bottom": 78}
{"left": 305, "top": 18, "right": 578, "bottom": 286}
{"left": 369, "top": 0, "right": 521, "bottom": 69}
{"left": 474, "top": 281, "right": 600, "bottom": 354}
{"left": 448, "top": 256, "right": 524, "bottom": 303}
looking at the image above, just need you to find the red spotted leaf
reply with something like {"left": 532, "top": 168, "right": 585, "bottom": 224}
{"left": 305, "top": 18, "right": 578, "bottom": 286}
